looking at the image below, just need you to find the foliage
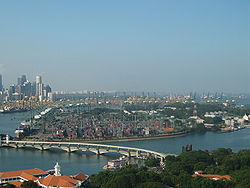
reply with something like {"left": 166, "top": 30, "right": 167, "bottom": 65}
{"left": 203, "top": 117, "right": 224, "bottom": 124}
{"left": 136, "top": 182, "right": 165, "bottom": 188}
{"left": 86, "top": 108, "right": 121, "bottom": 115}
{"left": 144, "top": 157, "right": 160, "bottom": 167}
{"left": 191, "top": 176, "right": 234, "bottom": 188}
{"left": 91, "top": 165, "right": 161, "bottom": 188}
{"left": 0, "top": 184, "right": 16, "bottom": 188}
{"left": 20, "top": 181, "right": 41, "bottom": 188}
{"left": 232, "top": 167, "right": 250, "bottom": 188}
{"left": 160, "top": 107, "right": 192, "bottom": 119}
{"left": 90, "top": 149, "right": 250, "bottom": 188}
{"left": 196, "top": 104, "right": 222, "bottom": 116}
{"left": 124, "top": 104, "right": 160, "bottom": 111}
{"left": 226, "top": 106, "right": 250, "bottom": 117}
{"left": 191, "top": 124, "right": 207, "bottom": 133}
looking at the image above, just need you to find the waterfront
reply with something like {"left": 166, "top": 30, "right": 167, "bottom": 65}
{"left": 1, "top": 112, "right": 250, "bottom": 175}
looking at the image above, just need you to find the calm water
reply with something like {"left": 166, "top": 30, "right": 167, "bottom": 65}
{"left": 1, "top": 112, "right": 250, "bottom": 175}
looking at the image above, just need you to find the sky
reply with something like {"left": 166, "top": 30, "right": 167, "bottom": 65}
{"left": 0, "top": 0, "right": 249, "bottom": 93}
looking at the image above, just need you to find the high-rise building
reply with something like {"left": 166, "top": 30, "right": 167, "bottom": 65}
{"left": 35, "top": 76, "right": 42, "bottom": 97}
{"left": 3, "top": 74, "right": 52, "bottom": 101}
{"left": 43, "top": 85, "right": 52, "bottom": 98}
{"left": 39, "top": 83, "right": 44, "bottom": 97}
{"left": 48, "top": 92, "right": 55, "bottom": 101}
{"left": 21, "top": 75, "right": 27, "bottom": 85}
{"left": 17, "top": 77, "right": 22, "bottom": 85}
{"left": 22, "top": 81, "right": 32, "bottom": 97}
{"left": 0, "top": 74, "right": 3, "bottom": 91}
{"left": 17, "top": 75, "right": 27, "bottom": 85}
{"left": 8, "top": 85, "right": 15, "bottom": 100}
{"left": 31, "top": 82, "right": 36, "bottom": 96}
{"left": 35, "top": 76, "right": 42, "bottom": 84}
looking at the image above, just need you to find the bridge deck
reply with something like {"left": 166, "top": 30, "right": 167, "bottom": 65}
{"left": 1, "top": 140, "right": 176, "bottom": 159}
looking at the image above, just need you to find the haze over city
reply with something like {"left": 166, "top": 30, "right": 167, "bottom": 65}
{"left": 0, "top": 0, "right": 249, "bottom": 93}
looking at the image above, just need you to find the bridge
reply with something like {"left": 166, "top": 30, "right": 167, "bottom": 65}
{"left": 0, "top": 135, "right": 176, "bottom": 164}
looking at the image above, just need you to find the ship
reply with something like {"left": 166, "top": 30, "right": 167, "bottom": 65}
{"left": 0, "top": 108, "right": 28, "bottom": 114}
{"left": 15, "top": 123, "right": 31, "bottom": 138}
{"left": 20, "top": 121, "right": 31, "bottom": 126}
{"left": 103, "top": 156, "right": 129, "bottom": 170}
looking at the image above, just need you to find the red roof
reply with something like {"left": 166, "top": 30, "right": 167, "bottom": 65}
{"left": 73, "top": 173, "right": 88, "bottom": 181}
{"left": 20, "top": 172, "right": 38, "bottom": 181}
{"left": 39, "top": 175, "right": 79, "bottom": 188}
{"left": 192, "top": 174, "right": 232, "bottom": 181}
{"left": 0, "top": 168, "right": 47, "bottom": 179}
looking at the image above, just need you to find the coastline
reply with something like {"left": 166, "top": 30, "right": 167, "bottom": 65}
{"left": 56, "top": 132, "right": 189, "bottom": 143}
{"left": 88, "top": 133, "right": 189, "bottom": 143}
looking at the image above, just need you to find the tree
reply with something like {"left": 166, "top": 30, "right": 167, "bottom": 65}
{"left": 179, "top": 150, "right": 215, "bottom": 170}
{"left": 233, "top": 168, "right": 250, "bottom": 188}
{"left": 91, "top": 165, "right": 162, "bottom": 188}
{"left": 211, "top": 148, "right": 232, "bottom": 164}
{"left": 194, "top": 162, "right": 207, "bottom": 171}
{"left": 192, "top": 124, "right": 207, "bottom": 133}
{"left": 203, "top": 117, "right": 223, "bottom": 125}
{"left": 144, "top": 157, "right": 160, "bottom": 167}
{"left": 20, "top": 181, "right": 40, "bottom": 188}
{"left": 0, "top": 184, "right": 16, "bottom": 188}
{"left": 191, "top": 176, "right": 222, "bottom": 188}
{"left": 136, "top": 182, "right": 165, "bottom": 188}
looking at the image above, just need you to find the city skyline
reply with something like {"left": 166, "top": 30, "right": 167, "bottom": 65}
{"left": 0, "top": 73, "right": 249, "bottom": 95}
{"left": 0, "top": 74, "right": 52, "bottom": 101}
{"left": 0, "top": 0, "right": 249, "bottom": 93}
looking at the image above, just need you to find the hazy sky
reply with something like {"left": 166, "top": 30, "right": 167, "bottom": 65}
{"left": 0, "top": 0, "right": 249, "bottom": 93}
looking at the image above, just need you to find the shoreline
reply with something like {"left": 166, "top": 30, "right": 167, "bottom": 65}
{"left": 52, "top": 132, "right": 189, "bottom": 143}
{"left": 87, "top": 133, "right": 189, "bottom": 143}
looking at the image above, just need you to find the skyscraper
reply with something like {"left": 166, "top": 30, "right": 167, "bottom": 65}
{"left": 0, "top": 74, "right": 3, "bottom": 91}
{"left": 35, "top": 76, "right": 42, "bottom": 97}
{"left": 17, "top": 75, "right": 27, "bottom": 85}
{"left": 35, "top": 76, "right": 42, "bottom": 84}
{"left": 17, "top": 77, "right": 22, "bottom": 85}
{"left": 21, "top": 75, "right": 27, "bottom": 85}
{"left": 43, "top": 85, "right": 52, "bottom": 98}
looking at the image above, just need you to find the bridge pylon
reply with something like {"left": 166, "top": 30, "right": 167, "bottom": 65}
{"left": 96, "top": 148, "right": 100, "bottom": 155}
{"left": 67, "top": 145, "right": 71, "bottom": 153}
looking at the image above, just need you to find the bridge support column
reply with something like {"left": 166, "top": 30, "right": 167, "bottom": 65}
{"left": 15, "top": 144, "right": 19, "bottom": 149}
{"left": 6, "top": 135, "right": 9, "bottom": 144}
{"left": 96, "top": 148, "right": 100, "bottom": 155}
{"left": 128, "top": 150, "right": 131, "bottom": 158}
{"left": 40, "top": 145, "right": 44, "bottom": 151}
{"left": 160, "top": 157, "right": 165, "bottom": 166}
{"left": 136, "top": 151, "right": 139, "bottom": 158}
{"left": 67, "top": 145, "right": 71, "bottom": 153}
